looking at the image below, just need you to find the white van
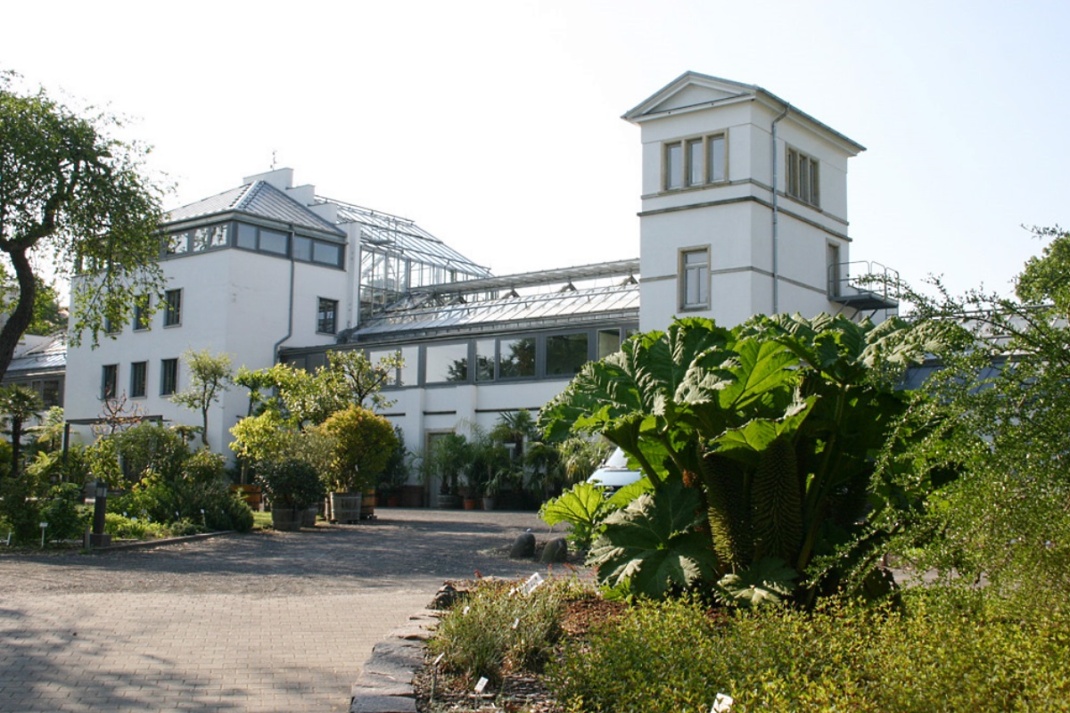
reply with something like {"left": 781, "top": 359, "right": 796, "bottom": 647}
{"left": 586, "top": 447, "right": 643, "bottom": 494}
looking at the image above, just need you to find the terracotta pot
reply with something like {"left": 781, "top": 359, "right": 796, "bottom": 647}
{"left": 463, "top": 497, "right": 480, "bottom": 510}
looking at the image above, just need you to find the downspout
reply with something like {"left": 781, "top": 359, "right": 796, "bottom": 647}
{"left": 272, "top": 224, "right": 297, "bottom": 363}
{"left": 770, "top": 104, "right": 790, "bottom": 314}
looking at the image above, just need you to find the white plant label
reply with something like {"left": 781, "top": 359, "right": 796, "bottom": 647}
{"left": 475, "top": 677, "right": 489, "bottom": 693}
{"left": 520, "top": 572, "right": 544, "bottom": 596}
{"left": 711, "top": 692, "right": 734, "bottom": 712}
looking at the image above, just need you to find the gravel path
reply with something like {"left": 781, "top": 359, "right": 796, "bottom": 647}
{"left": 0, "top": 509, "right": 554, "bottom": 712}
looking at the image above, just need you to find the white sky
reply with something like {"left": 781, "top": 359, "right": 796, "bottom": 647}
{"left": 4, "top": 0, "right": 1068, "bottom": 299}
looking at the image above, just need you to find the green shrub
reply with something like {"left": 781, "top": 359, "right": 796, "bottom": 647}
{"left": 104, "top": 512, "right": 170, "bottom": 539}
{"left": 428, "top": 578, "right": 570, "bottom": 686}
{"left": 549, "top": 588, "right": 1070, "bottom": 712}
{"left": 0, "top": 473, "right": 43, "bottom": 543}
{"left": 39, "top": 482, "right": 90, "bottom": 540}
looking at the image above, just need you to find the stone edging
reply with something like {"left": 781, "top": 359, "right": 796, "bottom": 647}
{"left": 349, "top": 608, "right": 440, "bottom": 713}
{"left": 86, "top": 530, "right": 235, "bottom": 553}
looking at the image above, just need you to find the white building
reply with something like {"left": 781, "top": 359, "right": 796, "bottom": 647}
{"left": 61, "top": 72, "right": 894, "bottom": 484}
{"left": 625, "top": 72, "right": 895, "bottom": 331}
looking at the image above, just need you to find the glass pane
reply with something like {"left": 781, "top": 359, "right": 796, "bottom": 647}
{"left": 499, "top": 338, "right": 535, "bottom": 379}
{"left": 167, "top": 232, "right": 189, "bottom": 254}
{"left": 665, "top": 142, "right": 682, "bottom": 190}
{"left": 426, "top": 343, "right": 469, "bottom": 383}
{"left": 597, "top": 329, "right": 621, "bottom": 359}
{"left": 399, "top": 346, "right": 418, "bottom": 387}
{"left": 687, "top": 139, "right": 703, "bottom": 186}
{"left": 708, "top": 136, "right": 725, "bottom": 182}
{"left": 236, "top": 223, "right": 257, "bottom": 249}
{"left": 210, "top": 224, "right": 230, "bottom": 247}
{"left": 313, "top": 241, "right": 342, "bottom": 266}
{"left": 293, "top": 236, "right": 312, "bottom": 261}
{"left": 192, "top": 227, "right": 210, "bottom": 252}
{"left": 259, "top": 229, "right": 288, "bottom": 255}
{"left": 547, "top": 333, "right": 589, "bottom": 376}
{"left": 474, "top": 339, "right": 495, "bottom": 382}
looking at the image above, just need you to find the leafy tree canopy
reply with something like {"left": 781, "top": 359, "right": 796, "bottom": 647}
{"left": 0, "top": 71, "right": 167, "bottom": 380}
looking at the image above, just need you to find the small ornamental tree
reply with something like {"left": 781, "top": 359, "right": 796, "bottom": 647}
{"left": 171, "top": 349, "right": 233, "bottom": 447}
{"left": 315, "top": 405, "right": 398, "bottom": 493}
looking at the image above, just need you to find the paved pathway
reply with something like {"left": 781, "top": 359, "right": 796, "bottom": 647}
{"left": 0, "top": 509, "right": 552, "bottom": 712}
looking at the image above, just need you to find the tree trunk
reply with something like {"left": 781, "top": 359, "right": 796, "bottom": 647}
{"left": 0, "top": 248, "right": 38, "bottom": 382}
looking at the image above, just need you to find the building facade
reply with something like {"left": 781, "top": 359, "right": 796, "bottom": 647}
{"left": 61, "top": 72, "right": 894, "bottom": 477}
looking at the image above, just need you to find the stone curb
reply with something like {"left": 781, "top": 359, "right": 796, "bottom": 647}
{"left": 86, "top": 530, "right": 236, "bottom": 553}
{"left": 349, "top": 608, "right": 440, "bottom": 713}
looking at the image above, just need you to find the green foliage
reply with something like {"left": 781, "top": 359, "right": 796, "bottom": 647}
{"left": 229, "top": 410, "right": 299, "bottom": 466}
{"left": 589, "top": 480, "right": 716, "bottom": 599}
{"left": 0, "top": 470, "right": 42, "bottom": 543}
{"left": 0, "top": 383, "right": 43, "bottom": 475}
{"left": 549, "top": 588, "right": 1070, "bottom": 712}
{"left": 888, "top": 226, "right": 1070, "bottom": 598}
{"left": 0, "top": 71, "right": 166, "bottom": 377}
{"left": 540, "top": 481, "right": 615, "bottom": 550}
{"left": 428, "top": 578, "right": 568, "bottom": 686}
{"left": 254, "top": 458, "right": 325, "bottom": 509}
{"left": 541, "top": 314, "right": 938, "bottom": 603}
{"left": 539, "top": 478, "right": 652, "bottom": 550}
{"left": 422, "top": 432, "right": 471, "bottom": 496}
{"left": 171, "top": 349, "right": 233, "bottom": 447}
{"left": 39, "top": 482, "right": 90, "bottom": 541}
{"left": 714, "top": 557, "right": 797, "bottom": 609}
{"left": 315, "top": 405, "right": 397, "bottom": 492}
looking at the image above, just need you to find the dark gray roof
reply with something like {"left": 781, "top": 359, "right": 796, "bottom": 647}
{"left": 5, "top": 334, "right": 66, "bottom": 376}
{"left": 167, "top": 182, "right": 345, "bottom": 237}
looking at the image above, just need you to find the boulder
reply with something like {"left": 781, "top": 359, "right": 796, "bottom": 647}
{"left": 509, "top": 532, "right": 536, "bottom": 559}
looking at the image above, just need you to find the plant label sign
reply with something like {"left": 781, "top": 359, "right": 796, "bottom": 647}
{"left": 474, "top": 677, "right": 489, "bottom": 693}
{"left": 520, "top": 572, "right": 544, "bottom": 596}
{"left": 711, "top": 693, "right": 734, "bottom": 712}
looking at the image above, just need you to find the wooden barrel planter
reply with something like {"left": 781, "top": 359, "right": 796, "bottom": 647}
{"left": 331, "top": 493, "right": 363, "bottom": 524}
{"left": 361, "top": 490, "right": 376, "bottom": 520}
{"left": 271, "top": 506, "right": 301, "bottom": 531}
{"left": 300, "top": 506, "right": 318, "bottom": 528}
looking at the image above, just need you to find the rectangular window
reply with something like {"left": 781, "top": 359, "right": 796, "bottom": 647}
{"left": 134, "top": 295, "right": 151, "bottom": 331}
{"left": 312, "top": 241, "right": 342, "bottom": 267}
{"left": 42, "top": 379, "right": 61, "bottom": 408}
{"left": 664, "top": 142, "right": 683, "bottom": 190}
{"left": 130, "top": 361, "right": 147, "bottom": 398}
{"left": 166, "top": 231, "right": 190, "bottom": 255}
{"left": 474, "top": 339, "right": 496, "bottom": 382}
{"left": 597, "top": 328, "right": 622, "bottom": 359}
{"left": 317, "top": 298, "right": 338, "bottom": 334}
{"left": 101, "top": 364, "right": 118, "bottom": 400}
{"left": 546, "top": 333, "right": 589, "bottom": 376}
{"left": 786, "top": 147, "right": 820, "bottom": 206}
{"left": 499, "top": 337, "right": 536, "bottom": 379}
{"left": 425, "top": 343, "right": 469, "bottom": 383}
{"left": 398, "top": 346, "right": 418, "bottom": 387}
{"left": 681, "top": 248, "right": 710, "bottom": 310}
{"left": 236, "top": 222, "right": 258, "bottom": 249}
{"left": 665, "top": 133, "right": 727, "bottom": 190}
{"left": 826, "top": 243, "right": 842, "bottom": 296}
{"left": 160, "top": 358, "right": 178, "bottom": 396}
{"left": 707, "top": 134, "right": 726, "bottom": 182}
{"left": 293, "top": 236, "right": 313, "bottom": 262}
{"left": 259, "top": 228, "right": 288, "bottom": 255}
{"left": 164, "top": 289, "right": 182, "bottom": 327}
{"left": 686, "top": 138, "right": 704, "bottom": 186}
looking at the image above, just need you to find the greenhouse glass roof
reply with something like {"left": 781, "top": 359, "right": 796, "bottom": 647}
{"left": 319, "top": 196, "right": 491, "bottom": 279}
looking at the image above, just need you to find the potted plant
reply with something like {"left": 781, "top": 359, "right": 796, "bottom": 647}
{"left": 424, "top": 433, "right": 470, "bottom": 508}
{"left": 378, "top": 427, "right": 411, "bottom": 507}
{"left": 315, "top": 406, "right": 398, "bottom": 522}
{"left": 255, "top": 459, "right": 326, "bottom": 531}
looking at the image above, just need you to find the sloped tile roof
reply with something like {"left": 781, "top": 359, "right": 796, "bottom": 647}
{"left": 167, "top": 182, "right": 344, "bottom": 237}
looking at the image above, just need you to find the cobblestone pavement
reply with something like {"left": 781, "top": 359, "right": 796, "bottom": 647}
{"left": 0, "top": 509, "right": 553, "bottom": 712}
